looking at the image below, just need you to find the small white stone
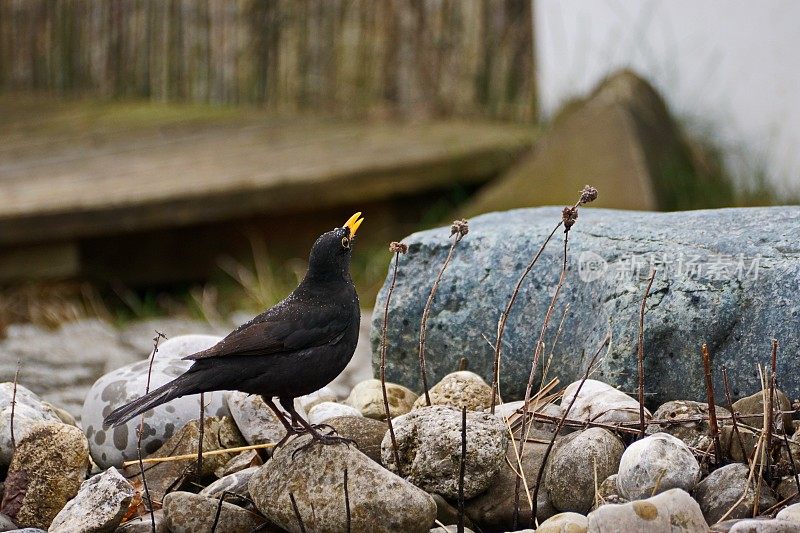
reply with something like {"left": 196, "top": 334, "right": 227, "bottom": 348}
{"left": 308, "top": 401, "right": 362, "bottom": 425}
{"left": 616, "top": 432, "right": 701, "bottom": 500}
{"left": 49, "top": 467, "right": 134, "bottom": 533}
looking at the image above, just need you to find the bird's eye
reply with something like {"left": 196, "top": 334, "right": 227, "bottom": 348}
{"left": 341, "top": 236, "right": 350, "bottom": 248}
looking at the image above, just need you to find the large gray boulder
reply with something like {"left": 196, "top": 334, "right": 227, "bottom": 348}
{"left": 371, "top": 206, "right": 800, "bottom": 406}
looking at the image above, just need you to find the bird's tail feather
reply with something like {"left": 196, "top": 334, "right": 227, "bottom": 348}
{"left": 103, "top": 372, "right": 196, "bottom": 428}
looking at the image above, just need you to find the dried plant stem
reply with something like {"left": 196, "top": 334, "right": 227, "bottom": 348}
{"left": 491, "top": 223, "right": 561, "bottom": 414}
{"left": 138, "top": 330, "right": 165, "bottom": 533}
{"left": 122, "top": 442, "right": 276, "bottom": 467}
{"left": 458, "top": 407, "right": 467, "bottom": 533}
{"left": 638, "top": 270, "right": 656, "bottom": 438}
{"left": 10, "top": 358, "right": 20, "bottom": 450}
{"left": 530, "top": 334, "right": 610, "bottom": 525}
{"left": 344, "top": 467, "right": 351, "bottom": 533}
{"left": 197, "top": 392, "right": 205, "bottom": 481}
{"left": 491, "top": 187, "right": 597, "bottom": 414}
{"left": 722, "top": 367, "right": 750, "bottom": 468}
{"left": 289, "top": 492, "right": 307, "bottom": 533}
{"left": 380, "top": 249, "right": 403, "bottom": 473}
{"left": 418, "top": 228, "right": 466, "bottom": 406}
{"left": 513, "top": 232, "right": 569, "bottom": 527}
{"left": 765, "top": 340, "right": 778, "bottom": 481}
{"left": 701, "top": 344, "right": 722, "bottom": 465}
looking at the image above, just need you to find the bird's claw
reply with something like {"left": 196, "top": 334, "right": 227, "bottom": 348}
{"left": 291, "top": 429, "right": 354, "bottom": 459}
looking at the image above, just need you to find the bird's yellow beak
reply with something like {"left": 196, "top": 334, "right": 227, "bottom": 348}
{"left": 343, "top": 212, "right": 364, "bottom": 237}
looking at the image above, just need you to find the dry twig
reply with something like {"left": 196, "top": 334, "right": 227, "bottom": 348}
{"left": 638, "top": 270, "right": 656, "bottom": 438}
{"left": 701, "top": 344, "right": 722, "bottom": 465}
{"left": 137, "top": 330, "right": 165, "bottom": 533}
{"left": 381, "top": 242, "right": 406, "bottom": 473}
{"left": 10, "top": 358, "right": 20, "bottom": 450}
{"left": 529, "top": 334, "right": 610, "bottom": 524}
{"left": 491, "top": 186, "right": 597, "bottom": 413}
{"left": 458, "top": 406, "right": 467, "bottom": 533}
{"left": 418, "top": 220, "right": 468, "bottom": 405}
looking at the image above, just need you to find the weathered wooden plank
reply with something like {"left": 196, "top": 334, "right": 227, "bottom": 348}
{"left": 0, "top": 99, "right": 535, "bottom": 245}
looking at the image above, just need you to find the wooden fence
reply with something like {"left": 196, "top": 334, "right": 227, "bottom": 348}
{"left": 0, "top": 0, "right": 535, "bottom": 121}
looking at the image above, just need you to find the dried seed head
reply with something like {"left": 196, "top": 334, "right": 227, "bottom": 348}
{"left": 389, "top": 241, "right": 408, "bottom": 254}
{"left": 580, "top": 185, "right": 598, "bottom": 205}
{"left": 451, "top": 219, "right": 469, "bottom": 239}
{"left": 562, "top": 206, "right": 578, "bottom": 230}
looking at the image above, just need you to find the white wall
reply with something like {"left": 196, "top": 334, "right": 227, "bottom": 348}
{"left": 535, "top": 0, "right": 800, "bottom": 197}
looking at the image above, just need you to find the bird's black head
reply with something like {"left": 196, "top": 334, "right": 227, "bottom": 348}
{"left": 304, "top": 212, "right": 364, "bottom": 283}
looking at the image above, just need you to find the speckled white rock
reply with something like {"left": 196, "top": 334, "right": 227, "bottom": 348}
{"left": 412, "top": 371, "right": 494, "bottom": 411}
{"left": 694, "top": 463, "right": 777, "bottom": 523}
{"left": 345, "top": 379, "right": 418, "bottom": 419}
{"left": 776, "top": 503, "right": 800, "bottom": 523}
{"left": 163, "top": 491, "right": 265, "bottom": 532}
{"left": 382, "top": 405, "right": 507, "bottom": 499}
{"left": 0, "top": 382, "right": 62, "bottom": 467}
{"left": 225, "top": 391, "right": 291, "bottom": 446}
{"left": 546, "top": 428, "right": 625, "bottom": 513}
{"left": 250, "top": 434, "right": 436, "bottom": 533}
{"left": 81, "top": 335, "right": 230, "bottom": 468}
{"left": 561, "top": 379, "right": 650, "bottom": 425}
{"left": 200, "top": 466, "right": 260, "bottom": 500}
{"left": 49, "top": 467, "right": 134, "bottom": 533}
{"left": 537, "top": 512, "right": 589, "bottom": 533}
{"left": 587, "top": 488, "right": 706, "bottom": 532}
{"left": 297, "top": 386, "right": 338, "bottom": 413}
{"left": 616, "top": 433, "right": 701, "bottom": 500}
{"left": 308, "top": 401, "right": 362, "bottom": 425}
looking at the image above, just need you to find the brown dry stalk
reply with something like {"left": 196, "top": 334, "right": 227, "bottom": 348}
{"left": 638, "top": 270, "right": 656, "bottom": 438}
{"left": 418, "top": 221, "right": 468, "bottom": 406}
{"left": 722, "top": 367, "right": 750, "bottom": 468}
{"left": 138, "top": 330, "right": 166, "bottom": 533}
{"left": 491, "top": 186, "right": 597, "bottom": 413}
{"left": 344, "top": 467, "right": 351, "bottom": 533}
{"left": 513, "top": 231, "right": 570, "bottom": 527}
{"left": 381, "top": 243, "right": 406, "bottom": 473}
{"left": 766, "top": 340, "right": 778, "bottom": 481}
{"left": 491, "top": 223, "right": 560, "bottom": 414}
{"left": 529, "top": 334, "right": 611, "bottom": 525}
{"left": 197, "top": 392, "right": 205, "bottom": 481}
{"left": 10, "top": 358, "right": 20, "bottom": 450}
{"left": 122, "top": 442, "right": 277, "bottom": 467}
{"left": 701, "top": 344, "right": 722, "bottom": 465}
{"left": 458, "top": 406, "right": 467, "bottom": 533}
{"left": 289, "top": 492, "right": 307, "bottom": 533}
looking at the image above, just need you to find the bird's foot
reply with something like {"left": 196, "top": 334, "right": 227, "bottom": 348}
{"left": 291, "top": 426, "right": 354, "bottom": 459}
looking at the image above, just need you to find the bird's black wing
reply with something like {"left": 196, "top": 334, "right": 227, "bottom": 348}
{"left": 184, "top": 298, "right": 351, "bottom": 360}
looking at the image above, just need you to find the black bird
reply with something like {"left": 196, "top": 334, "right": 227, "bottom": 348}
{"left": 104, "top": 212, "right": 365, "bottom": 446}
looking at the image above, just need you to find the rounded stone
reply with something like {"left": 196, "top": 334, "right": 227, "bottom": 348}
{"left": 1, "top": 422, "right": 90, "bottom": 529}
{"left": 616, "top": 432, "right": 701, "bottom": 500}
{"left": 81, "top": 334, "right": 230, "bottom": 468}
{"left": 546, "top": 428, "right": 625, "bottom": 513}
{"left": 412, "top": 371, "right": 494, "bottom": 412}
{"left": 562, "top": 379, "right": 649, "bottom": 425}
{"left": 308, "top": 402, "right": 362, "bottom": 425}
{"left": 49, "top": 467, "right": 134, "bottom": 533}
{"left": 586, "top": 488, "right": 707, "bottom": 532}
{"left": 0, "top": 383, "right": 62, "bottom": 467}
{"left": 249, "top": 434, "right": 436, "bottom": 532}
{"left": 694, "top": 463, "right": 777, "bottom": 524}
{"left": 537, "top": 512, "right": 589, "bottom": 533}
{"left": 345, "top": 379, "right": 417, "bottom": 420}
{"left": 163, "top": 491, "right": 265, "bottom": 533}
{"left": 381, "top": 405, "right": 507, "bottom": 499}
{"left": 326, "top": 416, "right": 389, "bottom": 464}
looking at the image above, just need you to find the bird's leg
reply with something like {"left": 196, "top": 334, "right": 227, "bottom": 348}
{"left": 262, "top": 396, "right": 301, "bottom": 448}
{"left": 278, "top": 396, "right": 352, "bottom": 457}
